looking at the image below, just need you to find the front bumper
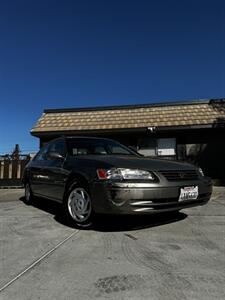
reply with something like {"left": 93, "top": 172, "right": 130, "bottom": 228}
{"left": 91, "top": 177, "right": 212, "bottom": 215}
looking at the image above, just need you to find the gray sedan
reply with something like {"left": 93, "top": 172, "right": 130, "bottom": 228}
{"left": 23, "top": 137, "right": 212, "bottom": 227}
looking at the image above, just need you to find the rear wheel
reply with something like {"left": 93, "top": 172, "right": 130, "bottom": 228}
{"left": 64, "top": 182, "right": 93, "bottom": 228}
{"left": 24, "top": 183, "right": 33, "bottom": 205}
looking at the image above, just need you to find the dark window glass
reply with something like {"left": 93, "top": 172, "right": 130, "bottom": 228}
{"left": 110, "top": 145, "right": 131, "bottom": 155}
{"left": 48, "top": 139, "right": 66, "bottom": 157}
{"left": 34, "top": 144, "right": 49, "bottom": 161}
{"left": 67, "top": 138, "right": 136, "bottom": 156}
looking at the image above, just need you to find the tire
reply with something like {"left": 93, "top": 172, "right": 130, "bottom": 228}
{"left": 24, "top": 182, "right": 34, "bottom": 205}
{"left": 64, "top": 181, "right": 93, "bottom": 228}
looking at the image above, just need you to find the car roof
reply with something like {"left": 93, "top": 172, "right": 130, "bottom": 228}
{"left": 65, "top": 136, "right": 115, "bottom": 142}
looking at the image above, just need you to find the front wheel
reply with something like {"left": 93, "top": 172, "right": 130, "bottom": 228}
{"left": 64, "top": 184, "right": 93, "bottom": 228}
{"left": 24, "top": 183, "right": 33, "bottom": 205}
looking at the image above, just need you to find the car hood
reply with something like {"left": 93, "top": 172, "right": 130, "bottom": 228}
{"left": 73, "top": 155, "right": 196, "bottom": 171}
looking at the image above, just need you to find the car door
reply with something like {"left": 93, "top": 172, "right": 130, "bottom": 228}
{"left": 29, "top": 143, "right": 50, "bottom": 196}
{"left": 41, "top": 138, "right": 69, "bottom": 202}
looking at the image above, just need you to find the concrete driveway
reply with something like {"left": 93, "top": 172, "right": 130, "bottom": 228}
{"left": 0, "top": 188, "right": 224, "bottom": 300}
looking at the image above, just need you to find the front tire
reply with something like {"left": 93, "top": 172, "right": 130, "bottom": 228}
{"left": 64, "top": 182, "right": 93, "bottom": 228}
{"left": 24, "top": 183, "right": 33, "bottom": 205}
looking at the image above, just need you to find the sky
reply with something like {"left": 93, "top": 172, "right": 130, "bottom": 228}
{"left": 0, "top": 0, "right": 224, "bottom": 154}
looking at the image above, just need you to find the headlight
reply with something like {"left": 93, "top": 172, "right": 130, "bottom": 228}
{"left": 198, "top": 168, "right": 204, "bottom": 177}
{"left": 97, "top": 168, "right": 155, "bottom": 180}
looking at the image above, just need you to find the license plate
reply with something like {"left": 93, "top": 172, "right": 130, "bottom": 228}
{"left": 179, "top": 186, "right": 198, "bottom": 202}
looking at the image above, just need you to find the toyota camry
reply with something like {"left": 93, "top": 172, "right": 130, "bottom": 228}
{"left": 23, "top": 137, "right": 212, "bottom": 227}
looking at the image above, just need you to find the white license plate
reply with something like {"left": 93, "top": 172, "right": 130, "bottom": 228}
{"left": 179, "top": 186, "right": 198, "bottom": 202}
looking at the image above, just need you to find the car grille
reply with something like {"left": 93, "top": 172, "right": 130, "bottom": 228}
{"left": 159, "top": 170, "right": 199, "bottom": 181}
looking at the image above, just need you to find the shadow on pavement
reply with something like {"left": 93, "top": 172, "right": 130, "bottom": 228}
{"left": 92, "top": 212, "right": 187, "bottom": 232}
{"left": 20, "top": 196, "right": 187, "bottom": 232}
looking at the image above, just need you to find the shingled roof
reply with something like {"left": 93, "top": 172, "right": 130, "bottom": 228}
{"left": 31, "top": 99, "right": 225, "bottom": 136}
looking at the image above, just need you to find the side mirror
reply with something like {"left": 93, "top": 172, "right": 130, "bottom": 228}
{"left": 47, "top": 151, "right": 64, "bottom": 160}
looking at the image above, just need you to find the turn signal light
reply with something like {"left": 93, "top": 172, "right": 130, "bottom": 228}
{"left": 97, "top": 169, "right": 107, "bottom": 179}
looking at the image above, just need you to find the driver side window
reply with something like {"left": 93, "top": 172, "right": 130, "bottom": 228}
{"left": 48, "top": 139, "right": 66, "bottom": 157}
{"left": 34, "top": 144, "right": 49, "bottom": 161}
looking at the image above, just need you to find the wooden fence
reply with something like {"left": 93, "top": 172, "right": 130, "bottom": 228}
{"left": 0, "top": 156, "right": 30, "bottom": 187}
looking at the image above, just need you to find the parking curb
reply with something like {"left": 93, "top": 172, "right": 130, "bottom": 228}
{"left": 0, "top": 186, "right": 23, "bottom": 189}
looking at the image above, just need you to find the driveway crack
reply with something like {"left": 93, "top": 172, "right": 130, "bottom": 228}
{"left": 0, "top": 230, "right": 79, "bottom": 293}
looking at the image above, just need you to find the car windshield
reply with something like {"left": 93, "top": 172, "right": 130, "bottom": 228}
{"left": 67, "top": 138, "right": 137, "bottom": 156}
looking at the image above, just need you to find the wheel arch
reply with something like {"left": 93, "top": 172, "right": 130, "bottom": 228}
{"left": 63, "top": 172, "right": 90, "bottom": 201}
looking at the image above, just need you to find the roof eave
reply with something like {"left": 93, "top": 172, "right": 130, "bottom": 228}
{"left": 43, "top": 98, "right": 217, "bottom": 114}
{"left": 30, "top": 123, "right": 222, "bottom": 138}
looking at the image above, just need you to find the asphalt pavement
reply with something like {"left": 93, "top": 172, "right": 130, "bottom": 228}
{"left": 0, "top": 188, "right": 224, "bottom": 300}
